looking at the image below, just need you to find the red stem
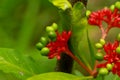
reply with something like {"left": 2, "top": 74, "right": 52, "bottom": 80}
{"left": 92, "top": 24, "right": 111, "bottom": 77}
{"left": 66, "top": 49, "right": 93, "bottom": 75}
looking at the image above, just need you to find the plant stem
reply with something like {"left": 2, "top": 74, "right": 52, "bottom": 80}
{"left": 92, "top": 24, "right": 111, "bottom": 77}
{"left": 55, "top": 0, "right": 88, "bottom": 75}
{"left": 66, "top": 49, "right": 92, "bottom": 75}
{"left": 55, "top": 53, "right": 73, "bottom": 73}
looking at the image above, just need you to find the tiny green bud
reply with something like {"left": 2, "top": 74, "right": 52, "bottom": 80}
{"left": 48, "top": 31, "right": 57, "bottom": 40}
{"left": 40, "top": 47, "right": 50, "bottom": 56}
{"left": 36, "top": 42, "right": 44, "bottom": 50}
{"left": 95, "top": 52, "right": 104, "bottom": 61}
{"left": 100, "top": 39, "right": 105, "bottom": 45}
{"left": 116, "top": 47, "right": 120, "bottom": 54}
{"left": 117, "top": 33, "right": 120, "bottom": 41}
{"left": 95, "top": 43, "right": 103, "bottom": 49}
{"left": 110, "top": 5, "right": 115, "bottom": 12}
{"left": 52, "top": 23, "right": 58, "bottom": 31}
{"left": 46, "top": 26, "right": 54, "bottom": 32}
{"left": 40, "top": 37, "right": 48, "bottom": 46}
{"left": 86, "top": 10, "right": 91, "bottom": 17}
{"left": 115, "top": 1, "right": 120, "bottom": 9}
{"left": 106, "top": 63, "right": 113, "bottom": 70}
{"left": 99, "top": 68, "right": 108, "bottom": 75}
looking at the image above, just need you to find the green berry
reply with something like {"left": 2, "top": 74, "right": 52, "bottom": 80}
{"left": 115, "top": 1, "right": 120, "bottom": 9}
{"left": 116, "top": 47, "right": 120, "bottom": 54}
{"left": 95, "top": 52, "right": 104, "bottom": 61}
{"left": 99, "top": 68, "right": 108, "bottom": 75}
{"left": 86, "top": 10, "right": 91, "bottom": 17}
{"left": 52, "top": 23, "right": 58, "bottom": 31}
{"left": 100, "top": 39, "right": 105, "bottom": 45}
{"left": 117, "top": 33, "right": 120, "bottom": 41}
{"left": 110, "top": 5, "right": 115, "bottom": 12}
{"left": 106, "top": 63, "right": 113, "bottom": 70}
{"left": 46, "top": 26, "right": 54, "bottom": 32}
{"left": 95, "top": 43, "right": 103, "bottom": 49}
{"left": 40, "top": 37, "right": 48, "bottom": 46}
{"left": 48, "top": 31, "right": 57, "bottom": 40}
{"left": 36, "top": 42, "right": 44, "bottom": 50}
{"left": 40, "top": 47, "right": 50, "bottom": 56}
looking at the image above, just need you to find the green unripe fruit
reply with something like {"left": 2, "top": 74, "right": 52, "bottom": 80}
{"left": 52, "top": 23, "right": 58, "bottom": 31}
{"left": 110, "top": 5, "right": 115, "bottom": 12}
{"left": 95, "top": 43, "right": 103, "bottom": 49}
{"left": 116, "top": 47, "right": 120, "bottom": 54}
{"left": 100, "top": 39, "right": 105, "bottom": 45}
{"left": 117, "top": 33, "right": 120, "bottom": 41}
{"left": 95, "top": 52, "right": 104, "bottom": 61}
{"left": 99, "top": 68, "right": 108, "bottom": 75}
{"left": 46, "top": 26, "right": 54, "bottom": 32}
{"left": 40, "top": 37, "right": 48, "bottom": 46}
{"left": 36, "top": 42, "right": 44, "bottom": 50}
{"left": 40, "top": 47, "right": 50, "bottom": 56}
{"left": 86, "top": 10, "right": 91, "bottom": 17}
{"left": 106, "top": 63, "right": 113, "bottom": 70}
{"left": 48, "top": 31, "right": 57, "bottom": 40}
{"left": 115, "top": 2, "right": 120, "bottom": 9}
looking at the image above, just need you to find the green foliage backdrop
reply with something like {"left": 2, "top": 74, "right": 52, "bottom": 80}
{"left": 0, "top": 0, "right": 120, "bottom": 80}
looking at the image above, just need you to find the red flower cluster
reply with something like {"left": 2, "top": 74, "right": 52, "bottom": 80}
{"left": 46, "top": 31, "right": 71, "bottom": 60}
{"left": 88, "top": 8, "right": 120, "bottom": 28}
{"left": 97, "top": 40, "right": 120, "bottom": 76}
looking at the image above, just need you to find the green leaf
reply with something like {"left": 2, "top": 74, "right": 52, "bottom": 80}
{"left": 0, "top": 71, "right": 19, "bottom": 80}
{"left": 70, "top": 2, "right": 92, "bottom": 72}
{"left": 0, "top": 57, "right": 32, "bottom": 79}
{"left": 86, "top": 29, "right": 95, "bottom": 67}
{"left": 49, "top": 0, "right": 72, "bottom": 10}
{"left": 27, "top": 72, "right": 93, "bottom": 80}
{"left": 105, "top": 72, "right": 120, "bottom": 80}
{"left": 72, "top": 2, "right": 86, "bottom": 24}
{"left": 0, "top": 48, "right": 35, "bottom": 80}
{"left": 0, "top": 48, "right": 56, "bottom": 80}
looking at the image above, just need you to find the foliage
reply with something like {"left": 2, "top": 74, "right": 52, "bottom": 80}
{"left": 0, "top": 0, "right": 120, "bottom": 80}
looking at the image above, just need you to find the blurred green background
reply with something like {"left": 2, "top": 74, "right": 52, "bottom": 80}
{"left": 0, "top": 0, "right": 120, "bottom": 80}
{"left": 0, "top": 0, "right": 119, "bottom": 49}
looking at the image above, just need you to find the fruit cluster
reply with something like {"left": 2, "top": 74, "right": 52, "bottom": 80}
{"left": 87, "top": 1, "right": 120, "bottom": 76}
{"left": 87, "top": 1, "right": 120, "bottom": 28}
{"left": 95, "top": 35, "right": 120, "bottom": 76}
{"left": 36, "top": 23, "right": 72, "bottom": 60}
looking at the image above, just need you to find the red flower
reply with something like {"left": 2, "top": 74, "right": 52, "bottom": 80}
{"left": 112, "top": 62, "right": 120, "bottom": 76}
{"left": 46, "top": 31, "right": 71, "bottom": 60}
{"left": 103, "top": 40, "right": 120, "bottom": 63}
{"left": 88, "top": 8, "right": 120, "bottom": 28}
{"left": 97, "top": 40, "right": 120, "bottom": 76}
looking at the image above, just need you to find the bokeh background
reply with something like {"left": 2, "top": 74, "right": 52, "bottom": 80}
{"left": 0, "top": 0, "right": 119, "bottom": 49}
{"left": 0, "top": 0, "right": 120, "bottom": 80}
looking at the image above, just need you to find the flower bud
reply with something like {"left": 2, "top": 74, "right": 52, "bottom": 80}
{"left": 99, "top": 68, "right": 108, "bottom": 75}
{"left": 86, "top": 10, "right": 91, "bottom": 17}
{"left": 110, "top": 5, "right": 115, "bottom": 12}
{"left": 95, "top": 52, "right": 104, "bottom": 61}
{"left": 46, "top": 26, "right": 54, "bottom": 32}
{"left": 106, "top": 63, "right": 113, "bottom": 70}
{"left": 40, "top": 47, "right": 50, "bottom": 56}
{"left": 48, "top": 31, "right": 57, "bottom": 41}
{"left": 40, "top": 37, "right": 48, "bottom": 46}
{"left": 117, "top": 33, "right": 120, "bottom": 41}
{"left": 115, "top": 1, "right": 120, "bottom": 9}
{"left": 95, "top": 43, "right": 103, "bottom": 49}
{"left": 100, "top": 39, "right": 105, "bottom": 45}
{"left": 116, "top": 47, "right": 120, "bottom": 54}
{"left": 36, "top": 42, "right": 44, "bottom": 50}
{"left": 52, "top": 23, "right": 58, "bottom": 31}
